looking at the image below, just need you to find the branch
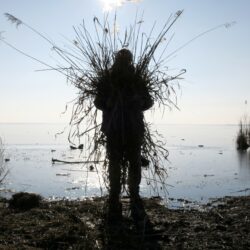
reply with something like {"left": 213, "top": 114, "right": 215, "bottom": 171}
{"left": 51, "top": 158, "right": 104, "bottom": 164}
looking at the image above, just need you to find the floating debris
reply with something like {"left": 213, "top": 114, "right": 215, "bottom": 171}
{"left": 62, "top": 168, "right": 83, "bottom": 172}
{"left": 52, "top": 158, "right": 103, "bottom": 165}
{"left": 66, "top": 187, "right": 80, "bottom": 191}
{"left": 232, "top": 188, "right": 250, "bottom": 193}
{"left": 203, "top": 174, "right": 215, "bottom": 178}
{"left": 70, "top": 144, "right": 84, "bottom": 150}
{"left": 56, "top": 173, "right": 70, "bottom": 177}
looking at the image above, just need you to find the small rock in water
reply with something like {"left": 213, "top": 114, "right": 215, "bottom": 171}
{"left": 198, "top": 145, "right": 204, "bottom": 148}
{"left": 4, "top": 158, "right": 10, "bottom": 162}
{"left": 204, "top": 174, "right": 215, "bottom": 178}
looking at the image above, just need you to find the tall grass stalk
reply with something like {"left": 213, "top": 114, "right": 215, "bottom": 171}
{"left": 0, "top": 138, "right": 8, "bottom": 184}
{"left": 236, "top": 116, "right": 250, "bottom": 150}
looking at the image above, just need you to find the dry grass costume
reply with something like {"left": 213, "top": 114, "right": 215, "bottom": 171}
{"left": 94, "top": 49, "right": 153, "bottom": 222}
{"left": 3, "top": 11, "right": 187, "bottom": 230}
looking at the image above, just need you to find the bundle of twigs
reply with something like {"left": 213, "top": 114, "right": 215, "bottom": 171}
{"left": 3, "top": 11, "right": 235, "bottom": 197}
{"left": 2, "top": 11, "right": 184, "bottom": 196}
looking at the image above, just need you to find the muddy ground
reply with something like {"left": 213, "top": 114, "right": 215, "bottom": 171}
{"left": 0, "top": 195, "right": 249, "bottom": 249}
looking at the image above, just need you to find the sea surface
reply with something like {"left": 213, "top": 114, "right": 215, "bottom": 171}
{"left": 0, "top": 123, "right": 250, "bottom": 207}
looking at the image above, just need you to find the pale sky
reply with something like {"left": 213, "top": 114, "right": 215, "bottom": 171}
{"left": 0, "top": 0, "right": 249, "bottom": 124}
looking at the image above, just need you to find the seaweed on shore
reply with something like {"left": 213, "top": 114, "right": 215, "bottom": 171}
{"left": 0, "top": 195, "right": 250, "bottom": 249}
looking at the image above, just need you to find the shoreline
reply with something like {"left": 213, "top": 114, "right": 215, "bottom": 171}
{"left": 0, "top": 194, "right": 249, "bottom": 249}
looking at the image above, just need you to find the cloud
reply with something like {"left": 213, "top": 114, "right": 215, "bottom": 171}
{"left": 101, "top": 0, "right": 143, "bottom": 12}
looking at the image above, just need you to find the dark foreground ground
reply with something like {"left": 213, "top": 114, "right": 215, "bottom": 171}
{"left": 0, "top": 195, "right": 250, "bottom": 250}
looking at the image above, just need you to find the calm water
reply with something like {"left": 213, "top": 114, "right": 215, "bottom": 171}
{"left": 0, "top": 123, "right": 250, "bottom": 206}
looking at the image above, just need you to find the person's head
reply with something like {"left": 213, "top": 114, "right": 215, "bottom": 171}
{"left": 114, "top": 49, "right": 133, "bottom": 66}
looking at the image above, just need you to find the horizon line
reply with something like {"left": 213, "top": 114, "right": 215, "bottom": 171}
{"left": 0, "top": 122, "right": 239, "bottom": 126}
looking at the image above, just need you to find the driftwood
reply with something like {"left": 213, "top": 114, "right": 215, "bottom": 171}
{"left": 233, "top": 188, "right": 250, "bottom": 193}
{"left": 70, "top": 144, "right": 84, "bottom": 150}
{"left": 52, "top": 158, "right": 103, "bottom": 165}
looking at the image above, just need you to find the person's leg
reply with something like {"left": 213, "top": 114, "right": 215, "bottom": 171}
{"left": 126, "top": 138, "right": 144, "bottom": 212}
{"left": 106, "top": 137, "right": 122, "bottom": 221}
{"left": 126, "top": 138, "right": 141, "bottom": 200}
{"left": 126, "top": 137, "right": 153, "bottom": 232}
{"left": 127, "top": 143, "right": 142, "bottom": 201}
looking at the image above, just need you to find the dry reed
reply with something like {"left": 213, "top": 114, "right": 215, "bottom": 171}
{"left": 2, "top": 11, "right": 234, "bottom": 197}
{"left": 237, "top": 116, "right": 250, "bottom": 150}
{"left": 0, "top": 138, "right": 8, "bottom": 184}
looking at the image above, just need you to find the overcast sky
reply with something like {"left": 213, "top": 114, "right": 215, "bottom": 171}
{"left": 0, "top": 0, "right": 249, "bottom": 124}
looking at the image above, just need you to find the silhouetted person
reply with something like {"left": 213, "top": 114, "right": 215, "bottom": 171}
{"left": 94, "top": 49, "right": 153, "bottom": 228}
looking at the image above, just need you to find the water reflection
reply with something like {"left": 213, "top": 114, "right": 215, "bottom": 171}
{"left": 237, "top": 149, "right": 250, "bottom": 178}
{"left": 2, "top": 124, "right": 250, "bottom": 203}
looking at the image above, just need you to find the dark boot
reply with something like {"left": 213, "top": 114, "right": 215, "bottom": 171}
{"left": 107, "top": 198, "right": 122, "bottom": 223}
{"left": 130, "top": 197, "right": 147, "bottom": 222}
{"left": 130, "top": 197, "right": 153, "bottom": 233}
{"left": 105, "top": 198, "right": 123, "bottom": 237}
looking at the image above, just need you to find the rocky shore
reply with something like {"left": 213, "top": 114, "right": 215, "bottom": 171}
{"left": 0, "top": 194, "right": 249, "bottom": 249}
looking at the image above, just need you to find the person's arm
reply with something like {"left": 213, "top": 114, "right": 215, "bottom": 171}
{"left": 126, "top": 86, "right": 153, "bottom": 111}
{"left": 94, "top": 73, "right": 112, "bottom": 111}
{"left": 141, "top": 90, "right": 154, "bottom": 111}
{"left": 94, "top": 78, "right": 114, "bottom": 111}
{"left": 132, "top": 72, "right": 153, "bottom": 111}
{"left": 138, "top": 79, "right": 154, "bottom": 111}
